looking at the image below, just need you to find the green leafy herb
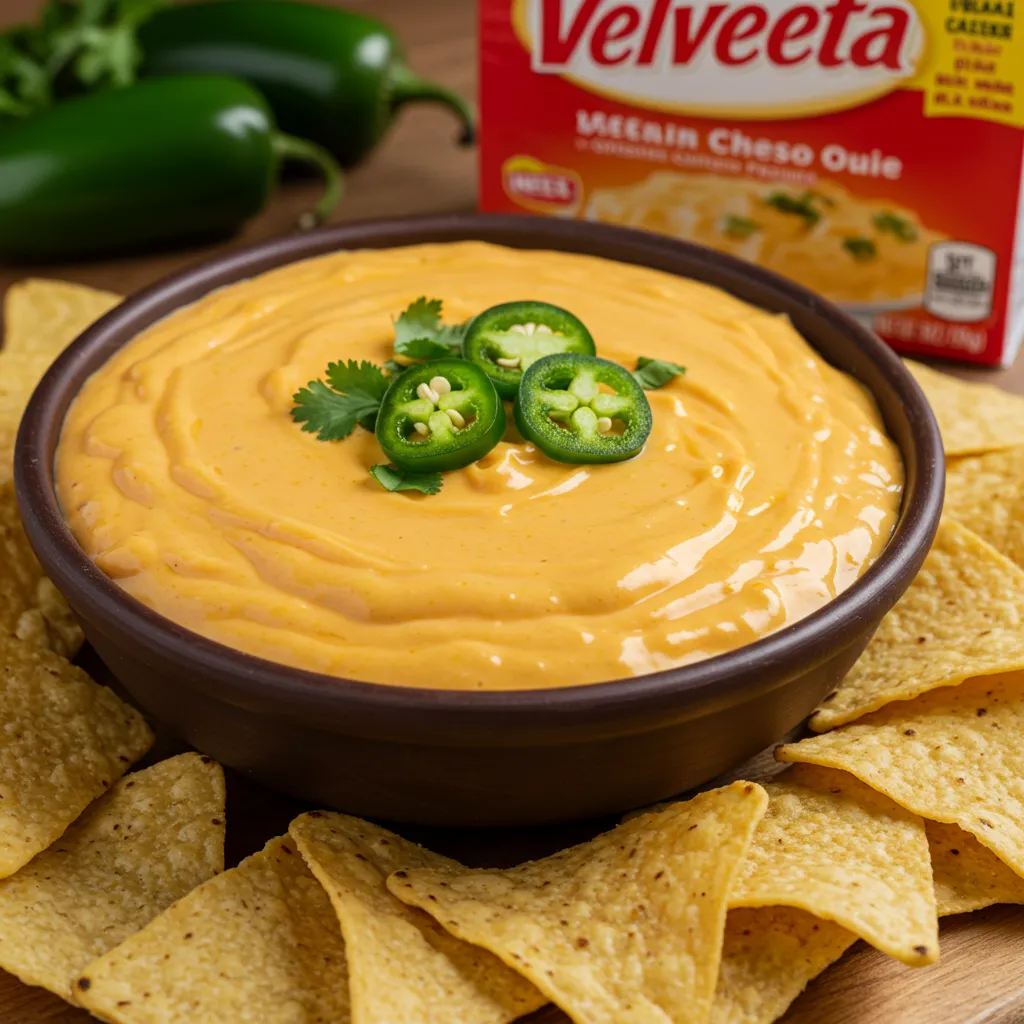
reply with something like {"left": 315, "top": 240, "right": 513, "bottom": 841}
{"left": 764, "top": 191, "right": 823, "bottom": 228}
{"left": 369, "top": 464, "right": 444, "bottom": 496}
{"left": 0, "top": 0, "right": 167, "bottom": 120}
{"left": 842, "top": 236, "right": 878, "bottom": 262}
{"left": 325, "top": 359, "right": 389, "bottom": 402}
{"left": 0, "top": 36, "right": 49, "bottom": 116}
{"left": 395, "top": 335, "right": 454, "bottom": 362}
{"left": 393, "top": 297, "right": 468, "bottom": 363}
{"left": 633, "top": 357, "right": 686, "bottom": 390}
{"left": 291, "top": 360, "right": 389, "bottom": 441}
{"left": 383, "top": 359, "right": 407, "bottom": 378}
{"left": 873, "top": 211, "right": 918, "bottom": 243}
{"left": 721, "top": 214, "right": 760, "bottom": 240}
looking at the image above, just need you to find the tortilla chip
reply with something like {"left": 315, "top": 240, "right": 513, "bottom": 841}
{"left": 730, "top": 763, "right": 936, "bottom": 965}
{"left": 780, "top": 671, "right": 1024, "bottom": 879}
{"left": 710, "top": 907, "right": 854, "bottom": 1024}
{"left": 388, "top": 781, "right": 768, "bottom": 1024}
{"left": 0, "top": 351, "right": 58, "bottom": 484}
{"left": 0, "top": 633, "right": 153, "bottom": 878}
{"left": 810, "top": 518, "right": 1024, "bottom": 731}
{"left": 290, "top": 812, "right": 546, "bottom": 1024}
{"left": 0, "top": 480, "right": 83, "bottom": 657}
{"left": 0, "top": 752, "right": 225, "bottom": 998}
{"left": 3, "top": 278, "right": 120, "bottom": 358}
{"left": 929, "top": 820, "right": 1024, "bottom": 917}
{"left": 945, "top": 447, "right": 1024, "bottom": 569}
{"left": 75, "top": 834, "right": 351, "bottom": 1023}
{"left": 904, "top": 359, "right": 1024, "bottom": 455}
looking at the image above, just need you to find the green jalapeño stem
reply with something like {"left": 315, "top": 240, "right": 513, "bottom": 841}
{"left": 375, "top": 359, "right": 506, "bottom": 473}
{"left": 462, "top": 300, "right": 596, "bottom": 399}
{"left": 515, "top": 354, "right": 653, "bottom": 464}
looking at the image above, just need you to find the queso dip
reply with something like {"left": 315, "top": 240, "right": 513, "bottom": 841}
{"left": 57, "top": 242, "right": 903, "bottom": 690}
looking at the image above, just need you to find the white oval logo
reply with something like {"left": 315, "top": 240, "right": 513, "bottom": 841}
{"left": 514, "top": 0, "right": 925, "bottom": 119}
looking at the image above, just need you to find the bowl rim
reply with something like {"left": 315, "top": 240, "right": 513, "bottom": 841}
{"left": 14, "top": 212, "right": 945, "bottom": 735}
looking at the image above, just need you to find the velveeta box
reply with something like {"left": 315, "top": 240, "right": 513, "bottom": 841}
{"left": 478, "top": 0, "right": 1024, "bottom": 366}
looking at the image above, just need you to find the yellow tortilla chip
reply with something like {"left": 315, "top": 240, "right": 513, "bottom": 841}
{"left": 3, "top": 278, "right": 120, "bottom": 358}
{"left": 945, "top": 446, "right": 1024, "bottom": 569}
{"left": 290, "top": 812, "right": 546, "bottom": 1024}
{"left": 811, "top": 518, "right": 1024, "bottom": 731}
{"left": 388, "top": 781, "right": 768, "bottom": 1024}
{"left": 904, "top": 359, "right": 1024, "bottom": 455}
{"left": 928, "top": 820, "right": 1024, "bottom": 917}
{"left": 780, "top": 671, "right": 1024, "bottom": 879}
{"left": 0, "top": 351, "right": 58, "bottom": 484}
{"left": 75, "top": 834, "right": 351, "bottom": 1023}
{"left": 0, "top": 480, "right": 83, "bottom": 657}
{"left": 0, "top": 633, "right": 152, "bottom": 878}
{"left": 0, "top": 752, "right": 225, "bottom": 998}
{"left": 710, "top": 907, "right": 854, "bottom": 1024}
{"left": 731, "top": 763, "right": 936, "bottom": 965}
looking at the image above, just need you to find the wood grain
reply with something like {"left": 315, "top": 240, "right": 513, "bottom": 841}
{"left": 2, "top": 0, "right": 1024, "bottom": 1021}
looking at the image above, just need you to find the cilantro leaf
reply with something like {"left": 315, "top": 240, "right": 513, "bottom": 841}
{"left": 633, "top": 357, "right": 686, "bottom": 390}
{"left": 370, "top": 464, "right": 444, "bottom": 496}
{"left": 325, "top": 359, "right": 389, "bottom": 402}
{"left": 392, "top": 297, "right": 468, "bottom": 362}
{"left": 395, "top": 336, "right": 453, "bottom": 361}
{"left": 0, "top": 35, "right": 49, "bottom": 117}
{"left": 394, "top": 297, "right": 443, "bottom": 349}
{"left": 383, "top": 359, "right": 406, "bottom": 378}
{"left": 435, "top": 320, "right": 470, "bottom": 349}
{"left": 291, "top": 380, "right": 381, "bottom": 442}
{"left": 0, "top": 0, "right": 167, "bottom": 119}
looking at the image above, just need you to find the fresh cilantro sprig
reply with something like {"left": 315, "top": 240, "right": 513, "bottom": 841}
{"left": 291, "top": 359, "right": 389, "bottom": 441}
{"left": 0, "top": 0, "right": 169, "bottom": 120}
{"left": 393, "top": 297, "right": 469, "bottom": 363}
{"left": 634, "top": 357, "right": 685, "bottom": 390}
{"left": 369, "top": 464, "right": 443, "bottom": 495}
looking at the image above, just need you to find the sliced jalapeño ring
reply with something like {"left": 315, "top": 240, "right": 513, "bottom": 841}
{"left": 462, "top": 300, "right": 596, "bottom": 399}
{"left": 514, "top": 353, "right": 652, "bottom": 465}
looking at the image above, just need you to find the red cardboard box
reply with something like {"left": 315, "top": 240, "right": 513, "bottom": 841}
{"left": 479, "top": 0, "right": 1024, "bottom": 366}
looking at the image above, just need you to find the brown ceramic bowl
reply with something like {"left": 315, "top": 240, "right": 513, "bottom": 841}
{"left": 15, "top": 214, "right": 944, "bottom": 827}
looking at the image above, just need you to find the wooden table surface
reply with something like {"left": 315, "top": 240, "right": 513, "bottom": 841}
{"left": 2, "top": 1, "right": 1024, "bottom": 1022}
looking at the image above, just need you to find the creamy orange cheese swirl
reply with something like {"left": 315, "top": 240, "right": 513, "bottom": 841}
{"left": 57, "top": 242, "right": 902, "bottom": 690}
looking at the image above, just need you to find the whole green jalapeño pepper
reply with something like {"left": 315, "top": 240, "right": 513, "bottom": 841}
{"left": 515, "top": 354, "right": 653, "bottom": 464}
{"left": 462, "top": 301, "right": 597, "bottom": 399}
{"left": 376, "top": 360, "right": 506, "bottom": 473}
{"left": 138, "top": 1, "right": 476, "bottom": 169}
{"left": 0, "top": 75, "right": 342, "bottom": 261}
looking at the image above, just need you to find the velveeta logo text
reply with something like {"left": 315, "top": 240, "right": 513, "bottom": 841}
{"left": 514, "top": 0, "right": 927, "bottom": 118}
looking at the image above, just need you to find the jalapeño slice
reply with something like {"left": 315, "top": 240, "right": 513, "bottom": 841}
{"left": 462, "top": 300, "right": 596, "bottom": 399}
{"left": 375, "top": 359, "right": 505, "bottom": 473}
{"left": 514, "top": 354, "right": 652, "bottom": 465}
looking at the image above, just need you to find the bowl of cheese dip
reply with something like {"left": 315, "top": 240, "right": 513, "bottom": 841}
{"left": 15, "top": 214, "right": 943, "bottom": 826}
